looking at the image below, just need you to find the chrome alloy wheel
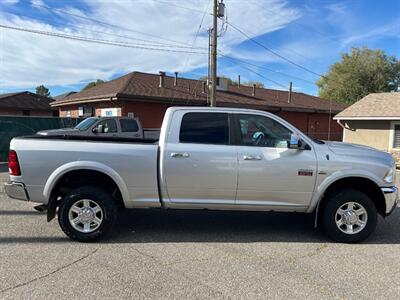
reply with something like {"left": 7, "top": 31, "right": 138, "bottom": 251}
{"left": 335, "top": 202, "right": 368, "bottom": 235}
{"left": 68, "top": 199, "right": 103, "bottom": 233}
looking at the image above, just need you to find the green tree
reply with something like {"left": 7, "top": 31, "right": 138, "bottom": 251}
{"left": 35, "top": 85, "right": 50, "bottom": 97}
{"left": 82, "top": 79, "right": 105, "bottom": 91}
{"left": 317, "top": 47, "right": 400, "bottom": 104}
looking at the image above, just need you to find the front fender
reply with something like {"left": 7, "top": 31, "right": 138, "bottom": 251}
{"left": 43, "top": 161, "right": 130, "bottom": 205}
{"left": 307, "top": 168, "right": 384, "bottom": 213}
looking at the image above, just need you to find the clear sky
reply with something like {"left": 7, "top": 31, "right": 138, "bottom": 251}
{"left": 0, "top": 0, "right": 399, "bottom": 97}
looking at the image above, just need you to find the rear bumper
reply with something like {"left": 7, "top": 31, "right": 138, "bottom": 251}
{"left": 4, "top": 182, "right": 29, "bottom": 201}
{"left": 381, "top": 187, "right": 398, "bottom": 215}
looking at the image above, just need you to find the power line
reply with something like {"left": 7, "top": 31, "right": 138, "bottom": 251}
{"left": 6, "top": 11, "right": 208, "bottom": 50}
{"left": 72, "top": 27, "right": 207, "bottom": 49}
{"left": 227, "top": 60, "right": 289, "bottom": 90}
{"left": 226, "top": 20, "right": 325, "bottom": 78}
{"left": 151, "top": 0, "right": 206, "bottom": 14}
{"left": 15, "top": 12, "right": 202, "bottom": 49}
{"left": 168, "top": 0, "right": 210, "bottom": 105}
{"left": 183, "top": 0, "right": 212, "bottom": 104}
{"left": 0, "top": 24, "right": 208, "bottom": 55}
{"left": 219, "top": 53, "right": 316, "bottom": 85}
{"left": 25, "top": 0, "right": 191, "bottom": 47}
{"left": 9, "top": 8, "right": 207, "bottom": 49}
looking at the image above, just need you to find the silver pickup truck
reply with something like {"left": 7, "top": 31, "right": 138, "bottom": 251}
{"left": 5, "top": 107, "right": 398, "bottom": 243}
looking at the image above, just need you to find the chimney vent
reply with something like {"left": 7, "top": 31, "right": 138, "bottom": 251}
{"left": 174, "top": 72, "right": 178, "bottom": 86}
{"left": 252, "top": 84, "right": 256, "bottom": 96}
{"left": 288, "top": 81, "right": 292, "bottom": 103}
{"left": 238, "top": 75, "right": 241, "bottom": 88}
{"left": 159, "top": 71, "right": 165, "bottom": 88}
{"left": 202, "top": 81, "right": 206, "bottom": 93}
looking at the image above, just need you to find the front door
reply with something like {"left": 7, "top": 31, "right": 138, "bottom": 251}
{"left": 92, "top": 119, "right": 118, "bottom": 137}
{"left": 234, "top": 113, "right": 317, "bottom": 210}
{"left": 163, "top": 112, "right": 237, "bottom": 207}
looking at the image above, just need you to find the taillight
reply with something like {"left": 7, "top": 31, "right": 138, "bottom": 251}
{"left": 8, "top": 150, "right": 21, "bottom": 176}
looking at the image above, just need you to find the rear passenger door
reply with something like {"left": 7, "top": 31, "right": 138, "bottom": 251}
{"left": 163, "top": 112, "right": 237, "bottom": 207}
{"left": 119, "top": 118, "right": 142, "bottom": 138}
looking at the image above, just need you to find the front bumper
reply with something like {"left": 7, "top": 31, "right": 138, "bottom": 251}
{"left": 4, "top": 182, "right": 29, "bottom": 201}
{"left": 381, "top": 186, "right": 398, "bottom": 215}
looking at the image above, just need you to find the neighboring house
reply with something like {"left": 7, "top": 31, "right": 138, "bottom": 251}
{"left": 51, "top": 71, "right": 347, "bottom": 140}
{"left": 0, "top": 91, "right": 58, "bottom": 117}
{"left": 53, "top": 91, "right": 77, "bottom": 101}
{"left": 334, "top": 92, "right": 400, "bottom": 152}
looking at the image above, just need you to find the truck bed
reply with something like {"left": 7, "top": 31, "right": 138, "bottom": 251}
{"left": 11, "top": 135, "right": 161, "bottom": 208}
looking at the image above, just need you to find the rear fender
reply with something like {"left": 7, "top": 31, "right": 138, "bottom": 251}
{"left": 44, "top": 161, "right": 129, "bottom": 221}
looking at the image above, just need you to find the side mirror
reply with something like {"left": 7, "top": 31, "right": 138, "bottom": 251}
{"left": 288, "top": 133, "right": 300, "bottom": 149}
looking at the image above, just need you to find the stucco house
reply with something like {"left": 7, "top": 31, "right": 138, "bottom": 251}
{"left": 334, "top": 92, "right": 400, "bottom": 152}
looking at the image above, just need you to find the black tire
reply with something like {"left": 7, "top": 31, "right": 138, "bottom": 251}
{"left": 58, "top": 186, "right": 118, "bottom": 242}
{"left": 321, "top": 189, "right": 377, "bottom": 243}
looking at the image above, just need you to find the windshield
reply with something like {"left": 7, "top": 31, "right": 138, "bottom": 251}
{"left": 74, "top": 117, "right": 98, "bottom": 131}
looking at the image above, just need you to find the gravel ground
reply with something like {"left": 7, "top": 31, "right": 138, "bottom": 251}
{"left": 1, "top": 167, "right": 400, "bottom": 299}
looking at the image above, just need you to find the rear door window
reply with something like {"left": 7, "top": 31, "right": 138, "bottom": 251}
{"left": 120, "top": 119, "right": 139, "bottom": 132}
{"left": 179, "top": 112, "right": 229, "bottom": 145}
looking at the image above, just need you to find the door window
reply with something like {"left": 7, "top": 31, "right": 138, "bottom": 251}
{"left": 180, "top": 112, "right": 229, "bottom": 145}
{"left": 120, "top": 119, "right": 139, "bottom": 132}
{"left": 237, "top": 114, "right": 292, "bottom": 148}
{"left": 95, "top": 119, "right": 117, "bottom": 133}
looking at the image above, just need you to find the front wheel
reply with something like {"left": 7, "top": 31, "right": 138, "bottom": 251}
{"left": 58, "top": 186, "right": 118, "bottom": 242}
{"left": 321, "top": 189, "right": 377, "bottom": 243}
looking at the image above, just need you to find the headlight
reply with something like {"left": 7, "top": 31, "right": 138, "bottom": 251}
{"left": 383, "top": 168, "right": 395, "bottom": 184}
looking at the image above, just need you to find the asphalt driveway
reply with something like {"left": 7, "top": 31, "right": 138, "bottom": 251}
{"left": 1, "top": 168, "right": 400, "bottom": 299}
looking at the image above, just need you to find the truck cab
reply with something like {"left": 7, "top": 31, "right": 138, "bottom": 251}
{"left": 38, "top": 116, "right": 144, "bottom": 139}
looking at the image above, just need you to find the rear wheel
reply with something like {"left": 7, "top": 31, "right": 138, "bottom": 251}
{"left": 58, "top": 186, "right": 117, "bottom": 242}
{"left": 321, "top": 189, "right": 377, "bottom": 243}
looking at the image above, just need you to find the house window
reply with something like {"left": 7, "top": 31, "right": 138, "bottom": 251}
{"left": 393, "top": 125, "right": 400, "bottom": 148}
{"left": 82, "top": 105, "right": 94, "bottom": 117}
{"left": 22, "top": 110, "right": 30, "bottom": 116}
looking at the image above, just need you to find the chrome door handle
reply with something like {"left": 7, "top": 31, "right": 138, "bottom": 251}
{"left": 171, "top": 152, "right": 190, "bottom": 158}
{"left": 243, "top": 155, "right": 262, "bottom": 160}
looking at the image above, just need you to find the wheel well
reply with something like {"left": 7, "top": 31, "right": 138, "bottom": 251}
{"left": 318, "top": 177, "right": 385, "bottom": 216}
{"left": 51, "top": 169, "right": 125, "bottom": 209}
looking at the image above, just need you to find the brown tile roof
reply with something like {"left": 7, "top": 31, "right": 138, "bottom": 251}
{"left": 52, "top": 71, "right": 347, "bottom": 113}
{"left": 334, "top": 92, "right": 400, "bottom": 120}
{"left": 53, "top": 91, "right": 77, "bottom": 100}
{"left": 0, "top": 91, "right": 56, "bottom": 110}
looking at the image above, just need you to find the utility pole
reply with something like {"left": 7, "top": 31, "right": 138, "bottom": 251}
{"left": 209, "top": 0, "right": 218, "bottom": 107}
